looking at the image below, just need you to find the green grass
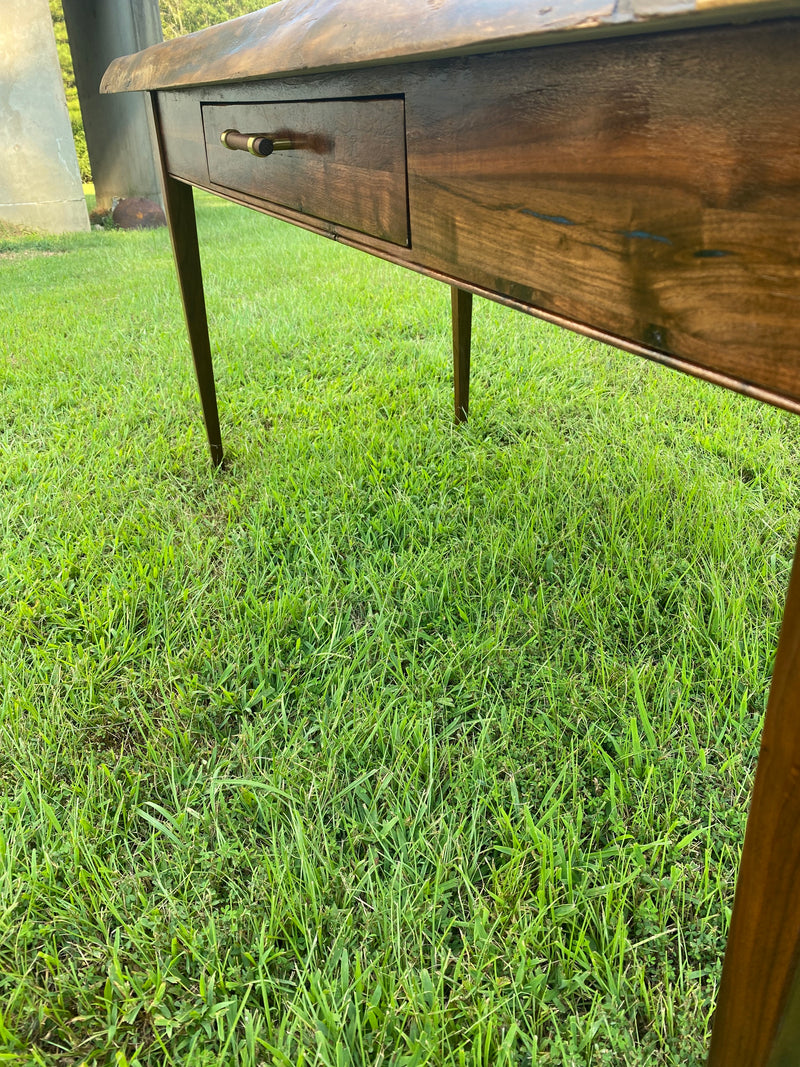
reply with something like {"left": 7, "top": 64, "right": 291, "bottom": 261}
{"left": 1, "top": 192, "right": 798, "bottom": 1066}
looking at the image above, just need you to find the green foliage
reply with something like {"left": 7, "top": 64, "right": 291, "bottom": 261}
{"left": 1, "top": 195, "right": 798, "bottom": 1064}
{"left": 69, "top": 108, "right": 91, "bottom": 185}
{"left": 50, "top": 0, "right": 91, "bottom": 182}
{"left": 161, "top": 0, "right": 272, "bottom": 39}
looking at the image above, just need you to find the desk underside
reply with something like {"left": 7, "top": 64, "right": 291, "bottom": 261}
{"left": 156, "top": 17, "right": 800, "bottom": 412}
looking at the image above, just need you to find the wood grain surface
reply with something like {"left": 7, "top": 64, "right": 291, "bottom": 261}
{"left": 406, "top": 21, "right": 800, "bottom": 407}
{"left": 202, "top": 97, "right": 409, "bottom": 245}
{"left": 100, "top": 0, "right": 800, "bottom": 92}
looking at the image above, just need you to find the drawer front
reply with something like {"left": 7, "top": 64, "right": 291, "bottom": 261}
{"left": 202, "top": 98, "right": 409, "bottom": 245}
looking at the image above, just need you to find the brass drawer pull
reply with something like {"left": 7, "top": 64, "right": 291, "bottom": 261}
{"left": 220, "top": 128, "right": 294, "bottom": 156}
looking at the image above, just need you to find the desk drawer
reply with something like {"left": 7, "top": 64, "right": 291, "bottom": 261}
{"left": 202, "top": 98, "right": 409, "bottom": 245}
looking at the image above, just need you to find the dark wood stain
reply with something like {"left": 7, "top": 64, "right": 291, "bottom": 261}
{"left": 202, "top": 98, "right": 408, "bottom": 246}
{"left": 151, "top": 95, "right": 223, "bottom": 467}
{"left": 404, "top": 23, "right": 800, "bottom": 407}
{"left": 99, "top": 0, "right": 800, "bottom": 91}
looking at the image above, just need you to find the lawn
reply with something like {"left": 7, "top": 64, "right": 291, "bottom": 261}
{"left": 1, "top": 193, "right": 798, "bottom": 1066}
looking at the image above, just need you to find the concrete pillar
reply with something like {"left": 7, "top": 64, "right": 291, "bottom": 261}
{"left": 0, "top": 0, "right": 89, "bottom": 233}
{"left": 61, "top": 0, "right": 163, "bottom": 212}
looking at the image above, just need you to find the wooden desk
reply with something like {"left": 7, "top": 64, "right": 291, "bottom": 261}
{"left": 102, "top": 2, "right": 800, "bottom": 1060}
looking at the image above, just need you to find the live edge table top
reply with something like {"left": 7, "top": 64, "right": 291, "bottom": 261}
{"left": 102, "top": 0, "right": 800, "bottom": 416}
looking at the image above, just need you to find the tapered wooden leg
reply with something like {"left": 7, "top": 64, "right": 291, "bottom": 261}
{"left": 451, "top": 285, "right": 472, "bottom": 423}
{"left": 708, "top": 528, "right": 800, "bottom": 1066}
{"left": 150, "top": 95, "right": 223, "bottom": 466}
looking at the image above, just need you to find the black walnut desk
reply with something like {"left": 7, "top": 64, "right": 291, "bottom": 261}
{"left": 102, "top": 1, "right": 800, "bottom": 1060}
